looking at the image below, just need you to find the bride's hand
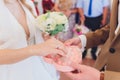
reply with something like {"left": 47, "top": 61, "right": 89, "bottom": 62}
{"left": 28, "top": 38, "right": 67, "bottom": 56}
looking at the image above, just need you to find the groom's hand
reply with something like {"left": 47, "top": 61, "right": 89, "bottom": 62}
{"left": 64, "top": 64, "right": 100, "bottom": 80}
{"left": 64, "top": 37, "right": 82, "bottom": 48}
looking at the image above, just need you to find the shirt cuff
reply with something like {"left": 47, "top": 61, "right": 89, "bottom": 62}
{"left": 79, "top": 35, "right": 87, "bottom": 52}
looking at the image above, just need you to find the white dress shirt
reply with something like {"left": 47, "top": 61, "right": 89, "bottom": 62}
{"left": 76, "top": 0, "right": 109, "bottom": 17}
{"left": 79, "top": 0, "right": 120, "bottom": 50}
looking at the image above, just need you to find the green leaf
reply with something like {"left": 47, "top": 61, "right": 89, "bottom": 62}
{"left": 45, "top": 12, "right": 50, "bottom": 19}
{"left": 59, "top": 13, "right": 64, "bottom": 16}
{"left": 76, "top": 28, "right": 81, "bottom": 32}
{"left": 46, "top": 24, "right": 65, "bottom": 36}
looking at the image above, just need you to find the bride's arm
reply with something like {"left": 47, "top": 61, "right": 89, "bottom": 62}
{"left": 0, "top": 38, "right": 66, "bottom": 64}
{"left": 0, "top": 47, "right": 34, "bottom": 64}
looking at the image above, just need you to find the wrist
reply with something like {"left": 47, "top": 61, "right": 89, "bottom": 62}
{"left": 26, "top": 45, "right": 40, "bottom": 56}
{"left": 76, "top": 37, "right": 81, "bottom": 43}
{"left": 18, "top": 46, "right": 35, "bottom": 58}
{"left": 100, "top": 72, "right": 104, "bottom": 80}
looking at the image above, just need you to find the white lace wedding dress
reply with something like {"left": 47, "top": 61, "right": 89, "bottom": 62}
{"left": 0, "top": 1, "right": 59, "bottom": 80}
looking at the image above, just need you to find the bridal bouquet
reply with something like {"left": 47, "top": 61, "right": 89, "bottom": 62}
{"left": 73, "top": 24, "right": 90, "bottom": 36}
{"left": 73, "top": 25, "right": 82, "bottom": 35}
{"left": 35, "top": 12, "right": 69, "bottom": 37}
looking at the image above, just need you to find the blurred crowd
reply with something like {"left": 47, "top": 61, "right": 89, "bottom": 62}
{"left": 27, "top": 0, "right": 111, "bottom": 60}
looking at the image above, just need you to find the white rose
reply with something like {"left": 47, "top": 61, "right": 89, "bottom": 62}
{"left": 49, "top": 12, "right": 68, "bottom": 24}
{"left": 45, "top": 18, "right": 56, "bottom": 31}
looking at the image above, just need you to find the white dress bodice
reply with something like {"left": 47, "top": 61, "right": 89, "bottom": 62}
{"left": 0, "top": 1, "right": 59, "bottom": 80}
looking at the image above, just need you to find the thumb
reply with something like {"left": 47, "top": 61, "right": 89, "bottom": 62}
{"left": 64, "top": 39, "right": 74, "bottom": 46}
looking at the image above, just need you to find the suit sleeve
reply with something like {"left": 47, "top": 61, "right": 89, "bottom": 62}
{"left": 85, "top": 24, "right": 110, "bottom": 48}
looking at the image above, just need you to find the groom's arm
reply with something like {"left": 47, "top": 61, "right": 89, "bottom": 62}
{"left": 79, "top": 24, "right": 110, "bottom": 50}
{"left": 85, "top": 24, "right": 110, "bottom": 48}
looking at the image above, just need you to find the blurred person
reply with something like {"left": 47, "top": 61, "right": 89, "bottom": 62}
{"left": 54, "top": 0, "right": 78, "bottom": 41}
{"left": 31, "top": 0, "right": 41, "bottom": 15}
{"left": 42, "top": 0, "right": 55, "bottom": 13}
{"left": 64, "top": 0, "right": 120, "bottom": 80}
{"left": 35, "top": 0, "right": 55, "bottom": 14}
{"left": 77, "top": 0, "right": 109, "bottom": 60}
{"left": 0, "top": 0, "right": 66, "bottom": 80}
{"left": 31, "top": 0, "right": 40, "bottom": 15}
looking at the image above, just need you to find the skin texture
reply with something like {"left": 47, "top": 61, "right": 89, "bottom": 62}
{"left": 64, "top": 37, "right": 82, "bottom": 48}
